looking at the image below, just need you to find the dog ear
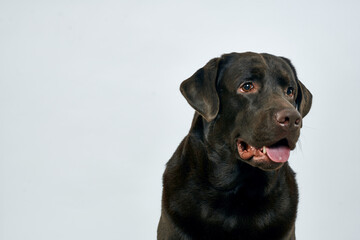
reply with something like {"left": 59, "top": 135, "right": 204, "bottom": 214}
{"left": 180, "top": 58, "right": 220, "bottom": 122}
{"left": 280, "top": 57, "right": 313, "bottom": 118}
{"left": 296, "top": 79, "right": 312, "bottom": 117}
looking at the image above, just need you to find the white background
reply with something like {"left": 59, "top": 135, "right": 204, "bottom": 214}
{"left": 1, "top": 0, "right": 360, "bottom": 239}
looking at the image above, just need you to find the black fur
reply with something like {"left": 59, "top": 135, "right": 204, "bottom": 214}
{"left": 158, "top": 52, "right": 312, "bottom": 240}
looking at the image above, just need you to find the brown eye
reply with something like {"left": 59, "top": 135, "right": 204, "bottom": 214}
{"left": 286, "top": 87, "right": 294, "bottom": 97}
{"left": 239, "top": 82, "right": 255, "bottom": 93}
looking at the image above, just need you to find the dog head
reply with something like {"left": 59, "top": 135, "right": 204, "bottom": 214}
{"left": 180, "top": 52, "right": 312, "bottom": 171}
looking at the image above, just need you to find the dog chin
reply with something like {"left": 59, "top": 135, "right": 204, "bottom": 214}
{"left": 245, "top": 157, "right": 285, "bottom": 171}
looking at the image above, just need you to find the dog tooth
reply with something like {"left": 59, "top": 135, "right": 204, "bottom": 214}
{"left": 263, "top": 146, "right": 266, "bottom": 154}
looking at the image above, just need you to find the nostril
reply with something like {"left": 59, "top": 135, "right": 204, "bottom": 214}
{"left": 284, "top": 117, "right": 290, "bottom": 124}
{"left": 275, "top": 109, "right": 301, "bottom": 128}
{"left": 276, "top": 113, "right": 290, "bottom": 126}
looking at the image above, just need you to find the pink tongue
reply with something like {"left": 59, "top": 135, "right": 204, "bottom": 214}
{"left": 265, "top": 146, "right": 290, "bottom": 163}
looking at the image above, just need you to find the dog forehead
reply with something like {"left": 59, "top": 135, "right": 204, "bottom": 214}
{"left": 220, "top": 53, "right": 265, "bottom": 78}
{"left": 224, "top": 52, "right": 267, "bottom": 70}
{"left": 219, "top": 53, "right": 294, "bottom": 88}
{"left": 261, "top": 53, "right": 294, "bottom": 77}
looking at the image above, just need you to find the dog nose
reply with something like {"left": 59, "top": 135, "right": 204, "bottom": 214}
{"left": 275, "top": 109, "right": 302, "bottom": 129}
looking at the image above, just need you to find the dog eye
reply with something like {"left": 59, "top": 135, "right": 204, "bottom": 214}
{"left": 239, "top": 82, "right": 255, "bottom": 93}
{"left": 286, "top": 87, "right": 294, "bottom": 97}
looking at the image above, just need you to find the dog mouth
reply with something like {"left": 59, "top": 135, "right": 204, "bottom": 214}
{"left": 236, "top": 138, "right": 291, "bottom": 163}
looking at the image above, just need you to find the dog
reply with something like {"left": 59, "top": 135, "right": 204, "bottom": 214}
{"left": 157, "top": 52, "right": 312, "bottom": 240}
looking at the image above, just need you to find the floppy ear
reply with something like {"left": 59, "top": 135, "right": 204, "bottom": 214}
{"left": 180, "top": 58, "right": 220, "bottom": 122}
{"left": 296, "top": 79, "right": 312, "bottom": 117}
{"left": 280, "top": 57, "right": 313, "bottom": 118}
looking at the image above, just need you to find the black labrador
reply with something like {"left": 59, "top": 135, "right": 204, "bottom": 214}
{"left": 158, "top": 52, "right": 312, "bottom": 240}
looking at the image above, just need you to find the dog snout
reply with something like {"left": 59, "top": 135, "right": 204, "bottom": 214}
{"left": 275, "top": 109, "right": 302, "bottom": 129}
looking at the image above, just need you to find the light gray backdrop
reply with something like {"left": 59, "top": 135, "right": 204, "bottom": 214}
{"left": 1, "top": 0, "right": 360, "bottom": 239}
